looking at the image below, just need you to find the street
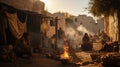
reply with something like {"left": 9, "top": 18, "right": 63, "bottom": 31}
{"left": 0, "top": 0, "right": 120, "bottom": 67}
{"left": 0, "top": 54, "right": 76, "bottom": 67}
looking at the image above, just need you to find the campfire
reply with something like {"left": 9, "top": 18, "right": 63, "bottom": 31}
{"left": 60, "top": 44, "right": 73, "bottom": 64}
{"left": 60, "top": 45, "right": 70, "bottom": 59}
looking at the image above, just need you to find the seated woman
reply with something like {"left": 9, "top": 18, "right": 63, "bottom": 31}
{"left": 15, "top": 32, "right": 33, "bottom": 58}
{"left": 81, "top": 33, "right": 93, "bottom": 51}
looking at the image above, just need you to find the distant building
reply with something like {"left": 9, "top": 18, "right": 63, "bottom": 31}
{"left": 53, "top": 12, "right": 66, "bottom": 30}
{"left": 73, "top": 15, "right": 104, "bottom": 34}
{"left": 45, "top": 12, "right": 66, "bottom": 38}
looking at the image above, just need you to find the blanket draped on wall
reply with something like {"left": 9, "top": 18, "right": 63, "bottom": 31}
{"left": 6, "top": 12, "right": 26, "bottom": 39}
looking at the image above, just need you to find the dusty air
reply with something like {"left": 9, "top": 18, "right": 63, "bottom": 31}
{"left": 0, "top": 0, "right": 120, "bottom": 67}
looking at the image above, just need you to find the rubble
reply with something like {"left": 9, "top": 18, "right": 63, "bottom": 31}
{"left": 75, "top": 52, "right": 92, "bottom": 62}
{"left": 101, "top": 53, "right": 120, "bottom": 67}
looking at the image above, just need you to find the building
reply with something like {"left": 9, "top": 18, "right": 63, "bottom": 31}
{"left": 45, "top": 12, "right": 66, "bottom": 38}
{"left": 53, "top": 12, "right": 66, "bottom": 30}
{"left": 74, "top": 15, "right": 104, "bottom": 34}
{"left": 0, "top": 0, "right": 45, "bottom": 14}
{"left": 0, "top": 0, "right": 46, "bottom": 47}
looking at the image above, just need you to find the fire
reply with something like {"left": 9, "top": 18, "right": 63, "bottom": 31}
{"left": 60, "top": 45, "right": 70, "bottom": 59}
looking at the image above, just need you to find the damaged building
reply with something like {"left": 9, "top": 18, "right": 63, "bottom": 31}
{"left": 0, "top": 0, "right": 47, "bottom": 49}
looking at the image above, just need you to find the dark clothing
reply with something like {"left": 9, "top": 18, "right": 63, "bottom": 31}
{"left": 81, "top": 43, "right": 93, "bottom": 51}
{"left": 15, "top": 38, "right": 32, "bottom": 57}
{"left": 82, "top": 35, "right": 90, "bottom": 44}
{"left": 81, "top": 34, "right": 93, "bottom": 51}
{"left": 0, "top": 11, "right": 8, "bottom": 45}
{"left": 100, "top": 43, "right": 114, "bottom": 52}
{"left": 58, "top": 28, "right": 65, "bottom": 39}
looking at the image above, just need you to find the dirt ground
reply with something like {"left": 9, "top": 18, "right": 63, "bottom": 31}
{"left": 0, "top": 54, "right": 77, "bottom": 67}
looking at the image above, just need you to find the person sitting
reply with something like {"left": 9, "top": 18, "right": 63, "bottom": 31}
{"left": 81, "top": 33, "right": 93, "bottom": 51}
{"left": 15, "top": 32, "right": 33, "bottom": 58}
{"left": 58, "top": 27, "right": 65, "bottom": 39}
{"left": 99, "top": 42, "right": 114, "bottom": 52}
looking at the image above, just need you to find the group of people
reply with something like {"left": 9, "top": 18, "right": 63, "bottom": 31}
{"left": 81, "top": 32, "right": 119, "bottom": 52}
{"left": 81, "top": 32, "right": 109, "bottom": 52}
{"left": 1, "top": 28, "right": 118, "bottom": 62}
{"left": 15, "top": 32, "right": 33, "bottom": 58}
{"left": 0, "top": 32, "right": 33, "bottom": 62}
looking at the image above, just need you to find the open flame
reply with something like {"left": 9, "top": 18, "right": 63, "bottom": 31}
{"left": 60, "top": 45, "right": 70, "bottom": 59}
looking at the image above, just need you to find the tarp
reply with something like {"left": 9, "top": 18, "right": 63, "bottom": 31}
{"left": 6, "top": 12, "right": 26, "bottom": 39}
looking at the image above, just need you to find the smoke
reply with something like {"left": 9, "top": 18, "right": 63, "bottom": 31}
{"left": 77, "top": 25, "right": 94, "bottom": 35}
{"left": 65, "top": 24, "right": 94, "bottom": 44}
{"left": 65, "top": 27, "right": 76, "bottom": 36}
{"left": 77, "top": 25, "right": 88, "bottom": 33}
{"left": 65, "top": 25, "right": 94, "bottom": 39}
{"left": 65, "top": 25, "right": 94, "bottom": 49}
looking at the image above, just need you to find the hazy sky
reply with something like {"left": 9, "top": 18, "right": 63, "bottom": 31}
{"left": 40, "top": 0, "right": 90, "bottom": 16}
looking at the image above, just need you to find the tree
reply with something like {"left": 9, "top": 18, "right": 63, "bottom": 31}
{"left": 88, "top": 0, "right": 120, "bottom": 42}
{"left": 89, "top": 0, "right": 119, "bottom": 17}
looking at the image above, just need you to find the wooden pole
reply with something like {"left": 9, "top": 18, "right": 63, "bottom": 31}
{"left": 55, "top": 17, "right": 58, "bottom": 50}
